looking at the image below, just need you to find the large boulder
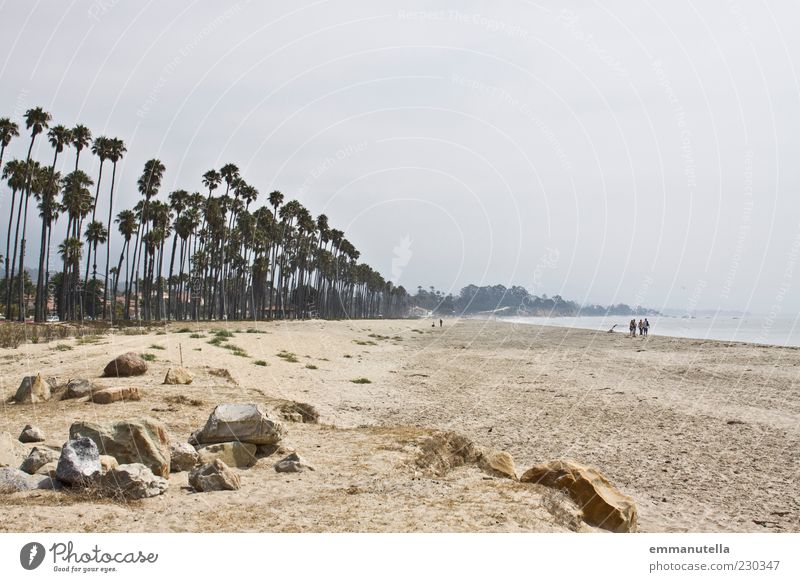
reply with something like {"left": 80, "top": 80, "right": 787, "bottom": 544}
{"left": 69, "top": 418, "right": 171, "bottom": 478}
{"left": 103, "top": 352, "right": 148, "bottom": 377}
{"left": 14, "top": 374, "right": 52, "bottom": 404}
{"left": 188, "top": 460, "right": 240, "bottom": 492}
{"left": 20, "top": 446, "right": 60, "bottom": 475}
{"left": 18, "top": 424, "right": 45, "bottom": 443}
{"left": 56, "top": 438, "right": 101, "bottom": 485}
{"left": 0, "top": 431, "right": 27, "bottom": 468}
{"left": 170, "top": 443, "right": 199, "bottom": 473}
{"left": 95, "top": 463, "right": 168, "bottom": 499}
{"left": 90, "top": 386, "right": 141, "bottom": 404}
{"left": 274, "top": 452, "right": 314, "bottom": 473}
{"left": 191, "top": 403, "right": 285, "bottom": 446}
{"left": 520, "top": 459, "right": 638, "bottom": 533}
{"left": 479, "top": 450, "right": 517, "bottom": 480}
{"left": 0, "top": 467, "right": 59, "bottom": 493}
{"left": 62, "top": 379, "right": 102, "bottom": 400}
{"left": 164, "top": 367, "right": 193, "bottom": 385}
{"left": 196, "top": 442, "right": 257, "bottom": 468}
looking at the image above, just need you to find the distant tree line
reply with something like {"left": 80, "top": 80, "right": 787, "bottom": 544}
{"left": 411, "top": 284, "right": 659, "bottom": 317}
{"left": 0, "top": 108, "right": 410, "bottom": 322}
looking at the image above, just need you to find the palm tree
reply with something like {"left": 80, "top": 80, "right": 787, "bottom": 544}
{"left": 15, "top": 107, "right": 51, "bottom": 320}
{"left": 34, "top": 124, "right": 71, "bottom": 321}
{"left": 0, "top": 117, "right": 19, "bottom": 170}
{"left": 57, "top": 238, "right": 82, "bottom": 319}
{"left": 2, "top": 160, "right": 27, "bottom": 317}
{"left": 102, "top": 137, "right": 125, "bottom": 318}
{"left": 112, "top": 209, "right": 137, "bottom": 322}
{"left": 71, "top": 124, "right": 92, "bottom": 171}
{"left": 266, "top": 190, "right": 284, "bottom": 318}
{"left": 166, "top": 189, "right": 189, "bottom": 319}
{"left": 59, "top": 170, "right": 94, "bottom": 319}
{"left": 83, "top": 219, "right": 108, "bottom": 316}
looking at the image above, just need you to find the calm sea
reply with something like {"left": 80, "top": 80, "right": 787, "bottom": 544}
{"left": 503, "top": 314, "right": 800, "bottom": 348}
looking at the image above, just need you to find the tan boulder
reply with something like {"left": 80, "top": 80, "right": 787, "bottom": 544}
{"left": 14, "top": 374, "right": 52, "bottom": 404}
{"left": 69, "top": 418, "right": 171, "bottom": 478}
{"left": 164, "top": 367, "right": 193, "bottom": 385}
{"left": 196, "top": 442, "right": 257, "bottom": 468}
{"left": 20, "top": 446, "right": 60, "bottom": 474}
{"left": 0, "top": 432, "right": 27, "bottom": 468}
{"left": 479, "top": 450, "right": 517, "bottom": 480}
{"left": 191, "top": 403, "right": 285, "bottom": 446}
{"left": 99, "top": 455, "right": 119, "bottom": 474}
{"left": 103, "top": 352, "right": 148, "bottom": 377}
{"left": 35, "top": 461, "right": 58, "bottom": 479}
{"left": 520, "top": 459, "right": 637, "bottom": 532}
{"left": 91, "top": 386, "right": 141, "bottom": 404}
{"left": 189, "top": 459, "right": 240, "bottom": 492}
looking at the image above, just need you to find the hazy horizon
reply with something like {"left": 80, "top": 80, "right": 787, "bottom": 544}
{"left": 2, "top": 1, "right": 799, "bottom": 315}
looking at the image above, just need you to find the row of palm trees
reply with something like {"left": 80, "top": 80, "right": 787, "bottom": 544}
{"left": 0, "top": 108, "right": 410, "bottom": 323}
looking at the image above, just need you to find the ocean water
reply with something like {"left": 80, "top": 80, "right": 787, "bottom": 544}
{"left": 503, "top": 314, "right": 800, "bottom": 347}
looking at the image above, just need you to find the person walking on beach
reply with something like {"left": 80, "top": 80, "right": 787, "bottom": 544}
{"left": 644, "top": 318, "right": 650, "bottom": 336}
{"left": 629, "top": 319, "right": 636, "bottom": 337}
{"left": 439, "top": 319, "right": 443, "bottom": 327}
{"left": 638, "top": 319, "right": 644, "bottom": 336}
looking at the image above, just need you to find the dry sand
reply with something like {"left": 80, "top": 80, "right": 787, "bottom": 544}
{"left": 0, "top": 318, "right": 798, "bottom": 532}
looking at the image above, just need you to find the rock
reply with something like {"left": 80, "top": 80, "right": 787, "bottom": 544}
{"left": 14, "top": 373, "right": 51, "bottom": 404}
{"left": 95, "top": 463, "right": 168, "bottom": 499}
{"left": 196, "top": 442, "right": 257, "bottom": 468}
{"left": 35, "top": 461, "right": 58, "bottom": 479}
{"left": 274, "top": 452, "right": 314, "bottom": 473}
{"left": 103, "top": 352, "right": 148, "bottom": 377}
{"left": 0, "top": 467, "right": 37, "bottom": 493}
{"left": 91, "top": 386, "right": 141, "bottom": 404}
{"left": 18, "top": 424, "right": 45, "bottom": 443}
{"left": 164, "top": 367, "right": 193, "bottom": 385}
{"left": 69, "top": 418, "right": 171, "bottom": 478}
{"left": 0, "top": 431, "right": 27, "bottom": 468}
{"left": 189, "top": 459, "right": 240, "bottom": 492}
{"left": 170, "top": 443, "right": 199, "bottom": 472}
{"left": 0, "top": 467, "right": 56, "bottom": 493}
{"left": 479, "top": 450, "right": 517, "bottom": 480}
{"left": 62, "top": 378, "right": 102, "bottom": 400}
{"left": 56, "top": 438, "right": 101, "bottom": 485}
{"left": 20, "top": 446, "right": 60, "bottom": 474}
{"left": 34, "top": 476, "right": 62, "bottom": 490}
{"left": 192, "top": 403, "right": 285, "bottom": 446}
{"left": 520, "top": 460, "right": 638, "bottom": 533}
{"left": 99, "top": 455, "right": 119, "bottom": 474}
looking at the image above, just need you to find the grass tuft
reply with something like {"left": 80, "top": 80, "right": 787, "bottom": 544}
{"left": 350, "top": 377, "right": 372, "bottom": 384}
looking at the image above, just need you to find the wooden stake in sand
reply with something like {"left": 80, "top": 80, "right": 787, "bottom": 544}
{"left": 179, "top": 343, "right": 183, "bottom": 367}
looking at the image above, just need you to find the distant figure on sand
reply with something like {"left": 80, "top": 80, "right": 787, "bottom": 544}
{"left": 638, "top": 319, "right": 644, "bottom": 336}
{"left": 439, "top": 319, "right": 443, "bottom": 327}
{"left": 644, "top": 318, "right": 650, "bottom": 336}
{"left": 629, "top": 319, "right": 636, "bottom": 337}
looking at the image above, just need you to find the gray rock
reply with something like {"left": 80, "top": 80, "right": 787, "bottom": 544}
{"left": 56, "top": 437, "right": 101, "bottom": 485}
{"left": 0, "top": 431, "right": 27, "bottom": 468}
{"left": 169, "top": 443, "right": 199, "bottom": 473}
{"left": 192, "top": 403, "right": 285, "bottom": 446}
{"left": 14, "top": 374, "right": 52, "bottom": 404}
{"left": 95, "top": 463, "right": 168, "bottom": 499}
{"left": 18, "top": 424, "right": 45, "bottom": 443}
{"left": 62, "top": 378, "right": 102, "bottom": 400}
{"left": 0, "top": 467, "right": 37, "bottom": 493}
{"left": 274, "top": 452, "right": 314, "bottom": 473}
{"left": 188, "top": 460, "right": 240, "bottom": 492}
{"left": 20, "top": 446, "right": 60, "bottom": 474}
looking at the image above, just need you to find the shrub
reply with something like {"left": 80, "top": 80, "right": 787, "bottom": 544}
{"left": 350, "top": 377, "right": 372, "bottom": 384}
{"left": 140, "top": 353, "right": 156, "bottom": 362}
{"left": 254, "top": 360, "right": 268, "bottom": 366}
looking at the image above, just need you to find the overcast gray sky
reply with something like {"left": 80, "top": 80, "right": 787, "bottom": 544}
{"left": 1, "top": 0, "right": 799, "bottom": 313}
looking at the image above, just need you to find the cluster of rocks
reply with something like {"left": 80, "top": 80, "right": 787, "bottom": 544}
{"left": 1, "top": 401, "right": 312, "bottom": 500}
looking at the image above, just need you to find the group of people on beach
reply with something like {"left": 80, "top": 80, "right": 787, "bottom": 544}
{"left": 629, "top": 318, "right": 650, "bottom": 337}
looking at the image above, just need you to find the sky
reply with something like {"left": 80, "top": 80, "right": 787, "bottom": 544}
{"left": 1, "top": 0, "right": 799, "bottom": 314}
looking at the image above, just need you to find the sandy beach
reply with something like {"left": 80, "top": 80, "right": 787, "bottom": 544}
{"left": 1, "top": 318, "right": 798, "bottom": 532}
